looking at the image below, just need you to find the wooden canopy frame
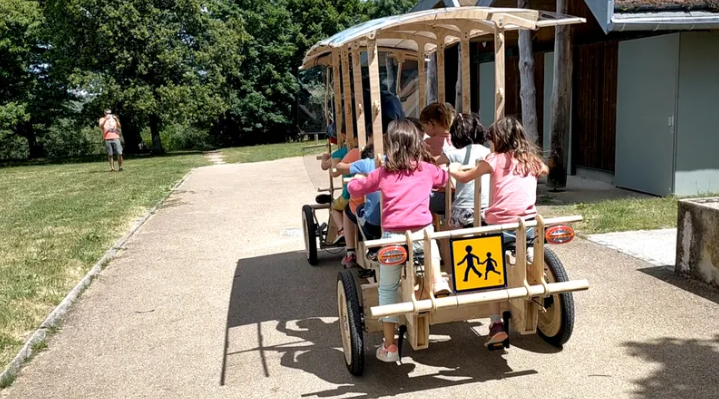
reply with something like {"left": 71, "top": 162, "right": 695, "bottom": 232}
{"left": 300, "top": 7, "right": 585, "bottom": 163}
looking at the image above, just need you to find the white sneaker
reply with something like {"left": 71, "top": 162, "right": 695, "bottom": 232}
{"left": 527, "top": 247, "right": 535, "bottom": 264}
{"left": 376, "top": 344, "right": 399, "bottom": 362}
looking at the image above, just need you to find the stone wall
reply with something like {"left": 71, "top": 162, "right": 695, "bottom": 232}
{"left": 676, "top": 198, "right": 719, "bottom": 287}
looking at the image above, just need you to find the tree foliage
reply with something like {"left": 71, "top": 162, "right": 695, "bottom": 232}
{"left": 1, "top": 0, "right": 415, "bottom": 159}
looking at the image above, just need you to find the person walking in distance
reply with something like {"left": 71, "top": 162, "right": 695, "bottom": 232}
{"left": 99, "top": 109, "right": 124, "bottom": 171}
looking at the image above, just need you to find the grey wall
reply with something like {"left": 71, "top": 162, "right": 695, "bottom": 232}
{"left": 674, "top": 32, "right": 719, "bottom": 196}
{"left": 615, "top": 34, "right": 679, "bottom": 196}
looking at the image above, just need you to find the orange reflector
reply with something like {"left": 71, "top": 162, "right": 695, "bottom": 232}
{"left": 377, "top": 245, "right": 408, "bottom": 265}
{"left": 545, "top": 225, "right": 575, "bottom": 244}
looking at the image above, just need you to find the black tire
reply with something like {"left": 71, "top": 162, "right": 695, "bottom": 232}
{"left": 537, "top": 248, "right": 575, "bottom": 347}
{"left": 337, "top": 270, "right": 365, "bottom": 376}
{"left": 302, "top": 205, "right": 319, "bottom": 265}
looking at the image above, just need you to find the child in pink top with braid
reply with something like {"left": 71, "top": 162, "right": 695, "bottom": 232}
{"left": 449, "top": 116, "right": 549, "bottom": 347}
{"left": 348, "top": 119, "right": 452, "bottom": 363}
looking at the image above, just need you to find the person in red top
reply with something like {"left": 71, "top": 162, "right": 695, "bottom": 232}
{"left": 99, "top": 109, "right": 124, "bottom": 171}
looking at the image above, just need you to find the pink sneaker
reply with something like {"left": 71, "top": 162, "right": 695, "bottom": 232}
{"left": 376, "top": 343, "right": 399, "bottom": 362}
{"left": 485, "top": 321, "right": 508, "bottom": 347}
{"left": 341, "top": 252, "right": 357, "bottom": 268}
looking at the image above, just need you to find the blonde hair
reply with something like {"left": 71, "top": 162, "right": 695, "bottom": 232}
{"left": 419, "top": 102, "right": 455, "bottom": 131}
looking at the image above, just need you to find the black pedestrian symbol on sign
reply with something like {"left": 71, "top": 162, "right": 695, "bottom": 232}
{"left": 458, "top": 245, "right": 483, "bottom": 282}
{"left": 481, "top": 252, "right": 502, "bottom": 280}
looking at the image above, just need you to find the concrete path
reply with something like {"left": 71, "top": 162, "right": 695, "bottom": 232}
{"left": 588, "top": 229, "right": 678, "bottom": 268}
{"left": 3, "top": 157, "right": 719, "bottom": 399}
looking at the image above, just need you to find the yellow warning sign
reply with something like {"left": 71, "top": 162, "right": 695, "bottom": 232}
{"left": 450, "top": 234, "right": 507, "bottom": 293}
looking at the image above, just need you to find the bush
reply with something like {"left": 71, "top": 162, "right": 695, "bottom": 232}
{"left": 0, "top": 131, "right": 29, "bottom": 160}
{"left": 159, "top": 124, "right": 213, "bottom": 151}
{"left": 43, "top": 119, "right": 101, "bottom": 158}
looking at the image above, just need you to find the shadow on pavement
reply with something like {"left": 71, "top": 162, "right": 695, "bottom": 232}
{"left": 222, "top": 250, "right": 540, "bottom": 398}
{"left": 638, "top": 266, "right": 719, "bottom": 306}
{"left": 623, "top": 336, "right": 719, "bottom": 399}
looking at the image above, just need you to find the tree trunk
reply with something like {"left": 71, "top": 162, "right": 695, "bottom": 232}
{"left": 149, "top": 114, "right": 165, "bottom": 154}
{"left": 547, "top": 0, "right": 573, "bottom": 189}
{"left": 17, "top": 121, "right": 43, "bottom": 158}
{"left": 119, "top": 117, "right": 144, "bottom": 154}
{"left": 518, "top": 0, "right": 539, "bottom": 145}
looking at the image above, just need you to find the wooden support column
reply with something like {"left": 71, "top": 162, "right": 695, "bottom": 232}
{"left": 367, "top": 36, "right": 384, "bottom": 159}
{"left": 494, "top": 27, "right": 506, "bottom": 121}
{"left": 395, "top": 58, "right": 404, "bottom": 96}
{"left": 417, "top": 40, "right": 428, "bottom": 110}
{"left": 461, "top": 32, "right": 471, "bottom": 114}
{"left": 351, "top": 41, "right": 367, "bottom": 150}
{"left": 341, "top": 46, "right": 355, "bottom": 149}
{"left": 331, "top": 50, "right": 344, "bottom": 147}
{"left": 437, "top": 44, "right": 446, "bottom": 102}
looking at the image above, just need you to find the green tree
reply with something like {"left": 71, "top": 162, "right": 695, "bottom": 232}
{"left": 45, "top": 0, "right": 246, "bottom": 153}
{"left": 0, "top": 0, "right": 70, "bottom": 158}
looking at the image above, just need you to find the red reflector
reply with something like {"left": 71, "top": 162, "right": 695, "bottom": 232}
{"left": 377, "top": 245, "right": 408, "bottom": 265}
{"left": 545, "top": 225, "right": 575, "bottom": 244}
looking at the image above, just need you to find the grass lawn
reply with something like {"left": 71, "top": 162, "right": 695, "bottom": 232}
{"left": 220, "top": 140, "right": 325, "bottom": 164}
{"left": 538, "top": 194, "right": 717, "bottom": 235}
{"left": 0, "top": 153, "right": 209, "bottom": 370}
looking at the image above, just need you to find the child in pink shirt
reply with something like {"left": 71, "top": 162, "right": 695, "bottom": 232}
{"left": 348, "top": 119, "right": 452, "bottom": 363}
{"left": 449, "top": 116, "right": 549, "bottom": 347}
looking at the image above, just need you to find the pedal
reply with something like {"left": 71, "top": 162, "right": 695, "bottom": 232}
{"left": 358, "top": 268, "right": 375, "bottom": 280}
{"left": 487, "top": 341, "right": 507, "bottom": 351}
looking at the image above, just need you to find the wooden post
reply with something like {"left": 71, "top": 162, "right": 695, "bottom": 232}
{"left": 461, "top": 32, "right": 471, "bottom": 114}
{"left": 332, "top": 50, "right": 344, "bottom": 148}
{"left": 427, "top": 53, "right": 437, "bottom": 105}
{"left": 494, "top": 28, "right": 506, "bottom": 121}
{"left": 341, "top": 46, "right": 355, "bottom": 149}
{"left": 437, "top": 44, "right": 446, "bottom": 102}
{"left": 547, "top": 0, "right": 573, "bottom": 189}
{"left": 417, "top": 40, "right": 428, "bottom": 111}
{"left": 351, "top": 41, "right": 367, "bottom": 150}
{"left": 395, "top": 58, "right": 404, "bottom": 96}
{"left": 385, "top": 55, "right": 396, "bottom": 95}
{"left": 518, "top": 0, "right": 539, "bottom": 145}
{"left": 368, "top": 36, "right": 384, "bottom": 158}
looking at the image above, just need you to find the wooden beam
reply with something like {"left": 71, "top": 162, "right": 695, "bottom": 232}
{"left": 461, "top": 31, "right": 471, "bottom": 113}
{"left": 331, "top": 50, "right": 344, "bottom": 147}
{"left": 494, "top": 27, "right": 506, "bottom": 121}
{"left": 341, "top": 46, "right": 355, "bottom": 149}
{"left": 367, "top": 36, "right": 384, "bottom": 158}
{"left": 417, "top": 41, "right": 428, "bottom": 110}
{"left": 396, "top": 60, "right": 403, "bottom": 95}
{"left": 437, "top": 44, "right": 446, "bottom": 103}
{"left": 351, "top": 41, "right": 366, "bottom": 150}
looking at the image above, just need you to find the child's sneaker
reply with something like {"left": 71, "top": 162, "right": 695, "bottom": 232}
{"left": 485, "top": 321, "right": 508, "bottom": 347}
{"left": 376, "top": 343, "right": 399, "bottom": 362}
{"left": 433, "top": 278, "right": 452, "bottom": 297}
{"left": 342, "top": 252, "right": 357, "bottom": 268}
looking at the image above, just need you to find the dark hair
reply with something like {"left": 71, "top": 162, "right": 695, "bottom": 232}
{"left": 361, "top": 143, "right": 374, "bottom": 160}
{"left": 488, "top": 116, "right": 543, "bottom": 176}
{"left": 384, "top": 119, "right": 434, "bottom": 173}
{"left": 449, "top": 113, "right": 487, "bottom": 149}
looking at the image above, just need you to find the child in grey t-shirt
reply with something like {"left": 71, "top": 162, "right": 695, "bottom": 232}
{"left": 437, "top": 113, "right": 490, "bottom": 228}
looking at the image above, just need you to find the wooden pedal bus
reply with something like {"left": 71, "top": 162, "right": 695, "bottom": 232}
{"left": 299, "top": 7, "right": 590, "bottom": 376}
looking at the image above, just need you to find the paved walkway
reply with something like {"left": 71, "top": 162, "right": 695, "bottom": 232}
{"left": 588, "top": 229, "right": 677, "bottom": 268}
{"left": 3, "top": 157, "right": 719, "bottom": 399}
